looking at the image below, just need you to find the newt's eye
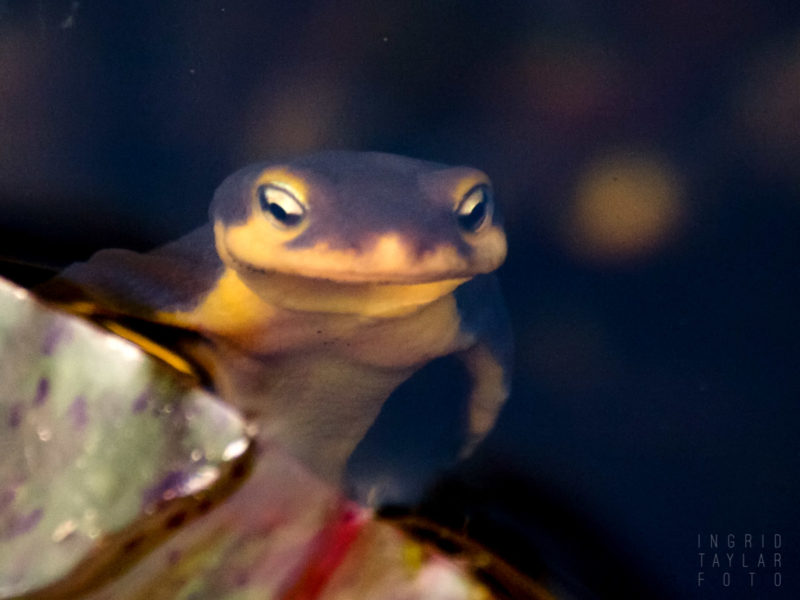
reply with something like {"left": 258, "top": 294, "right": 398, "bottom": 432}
{"left": 259, "top": 184, "right": 306, "bottom": 228}
{"left": 456, "top": 184, "right": 492, "bottom": 233}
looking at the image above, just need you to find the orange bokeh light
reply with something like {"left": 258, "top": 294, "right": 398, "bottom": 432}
{"left": 564, "top": 153, "right": 685, "bottom": 265}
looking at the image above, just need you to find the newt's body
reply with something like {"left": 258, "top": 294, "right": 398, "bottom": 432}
{"left": 43, "top": 151, "right": 512, "bottom": 481}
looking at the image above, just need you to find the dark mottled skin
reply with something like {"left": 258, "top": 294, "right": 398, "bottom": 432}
{"left": 47, "top": 226, "right": 224, "bottom": 316}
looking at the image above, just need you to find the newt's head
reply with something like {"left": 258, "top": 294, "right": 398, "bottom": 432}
{"left": 210, "top": 151, "right": 506, "bottom": 315}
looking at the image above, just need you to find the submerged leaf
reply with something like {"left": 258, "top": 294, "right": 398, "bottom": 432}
{"left": 0, "top": 278, "right": 251, "bottom": 598}
{"left": 0, "top": 276, "right": 538, "bottom": 599}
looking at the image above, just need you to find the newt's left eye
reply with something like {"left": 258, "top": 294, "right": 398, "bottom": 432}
{"left": 455, "top": 184, "right": 492, "bottom": 233}
{"left": 259, "top": 184, "right": 306, "bottom": 228}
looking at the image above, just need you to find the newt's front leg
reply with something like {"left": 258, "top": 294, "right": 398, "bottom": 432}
{"left": 460, "top": 341, "right": 512, "bottom": 457}
{"left": 454, "top": 273, "right": 513, "bottom": 458}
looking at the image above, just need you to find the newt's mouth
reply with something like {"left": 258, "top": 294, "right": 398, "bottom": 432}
{"left": 220, "top": 225, "right": 505, "bottom": 286}
{"left": 223, "top": 248, "right": 469, "bottom": 317}
{"left": 229, "top": 250, "right": 471, "bottom": 286}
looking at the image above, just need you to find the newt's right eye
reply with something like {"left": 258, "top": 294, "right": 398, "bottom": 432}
{"left": 455, "top": 184, "right": 492, "bottom": 233}
{"left": 258, "top": 184, "right": 306, "bottom": 228}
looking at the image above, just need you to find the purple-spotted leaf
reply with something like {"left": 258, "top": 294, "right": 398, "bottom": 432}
{"left": 0, "top": 276, "right": 540, "bottom": 600}
{"left": 79, "top": 443, "right": 518, "bottom": 600}
{"left": 0, "top": 278, "right": 251, "bottom": 598}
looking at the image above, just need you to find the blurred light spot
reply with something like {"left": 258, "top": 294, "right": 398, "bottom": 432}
{"left": 734, "top": 37, "right": 800, "bottom": 177}
{"left": 52, "top": 519, "right": 77, "bottom": 543}
{"left": 36, "top": 425, "right": 52, "bottom": 442}
{"left": 103, "top": 334, "right": 143, "bottom": 364}
{"left": 482, "top": 39, "right": 629, "bottom": 139}
{"left": 222, "top": 437, "right": 248, "bottom": 461}
{"left": 525, "top": 44, "right": 625, "bottom": 128}
{"left": 360, "top": 476, "right": 403, "bottom": 509}
{"left": 0, "top": 31, "right": 46, "bottom": 191}
{"left": 179, "top": 465, "right": 220, "bottom": 495}
{"left": 240, "top": 71, "right": 354, "bottom": 158}
{"left": 564, "top": 153, "right": 685, "bottom": 264}
{"left": 59, "top": 1, "right": 81, "bottom": 29}
{"left": 82, "top": 508, "right": 100, "bottom": 538}
{"left": 413, "top": 556, "right": 475, "bottom": 597}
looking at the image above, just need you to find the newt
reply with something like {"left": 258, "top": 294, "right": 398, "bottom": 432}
{"left": 40, "top": 151, "right": 512, "bottom": 482}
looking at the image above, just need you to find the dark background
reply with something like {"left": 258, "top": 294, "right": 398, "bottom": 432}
{"left": 1, "top": 1, "right": 799, "bottom": 598}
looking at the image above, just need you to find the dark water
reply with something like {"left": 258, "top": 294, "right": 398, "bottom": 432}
{"left": 1, "top": 2, "right": 799, "bottom": 598}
